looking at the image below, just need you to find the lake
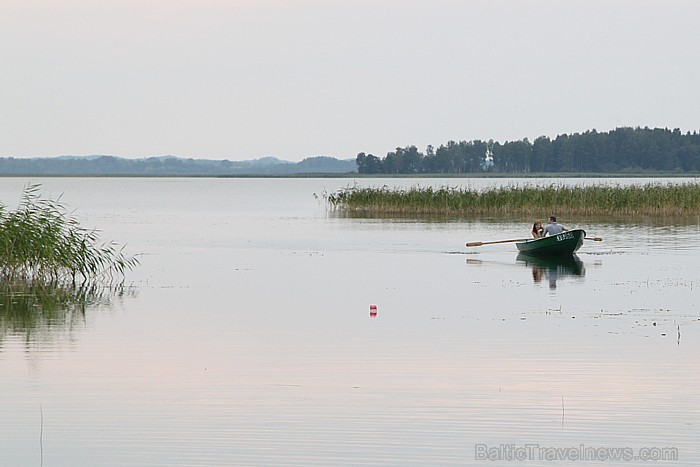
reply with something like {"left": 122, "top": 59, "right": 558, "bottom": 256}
{"left": 0, "top": 177, "right": 699, "bottom": 466}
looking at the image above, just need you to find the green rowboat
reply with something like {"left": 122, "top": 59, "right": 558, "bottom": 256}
{"left": 516, "top": 229, "right": 586, "bottom": 256}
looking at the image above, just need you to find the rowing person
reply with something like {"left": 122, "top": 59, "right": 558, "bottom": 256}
{"left": 543, "top": 215, "right": 568, "bottom": 236}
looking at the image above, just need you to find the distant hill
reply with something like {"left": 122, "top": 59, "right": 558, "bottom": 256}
{"left": 0, "top": 155, "right": 357, "bottom": 176}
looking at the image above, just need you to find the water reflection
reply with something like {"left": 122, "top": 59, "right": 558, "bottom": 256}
{"left": 516, "top": 253, "right": 585, "bottom": 289}
{"left": 2, "top": 178, "right": 699, "bottom": 466}
{"left": 0, "top": 280, "right": 133, "bottom": 346}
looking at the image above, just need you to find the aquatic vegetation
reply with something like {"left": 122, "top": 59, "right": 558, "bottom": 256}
{"left": 326, "top": 183, "right": 700, "bottom": 217}
{"left": 0, "top": 184, "right": 139, "bottom": 284}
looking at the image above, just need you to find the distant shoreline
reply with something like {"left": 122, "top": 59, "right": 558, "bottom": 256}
{"left": 0, "top": 172, "right": 698, "bottom": 179}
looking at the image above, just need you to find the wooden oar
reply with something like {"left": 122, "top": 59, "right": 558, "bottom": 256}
{"left": 585, "top": 237, "right": 603, "bottom": 241}
{"left": 466, "top": 238, "right": 529, "bottom": 247}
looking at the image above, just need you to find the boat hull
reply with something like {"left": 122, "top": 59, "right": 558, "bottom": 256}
{"left": 516, "top": 229, "right": 586, "bottom": 256}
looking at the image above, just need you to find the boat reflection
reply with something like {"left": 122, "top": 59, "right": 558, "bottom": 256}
{"left": 516, "top": 253, "right": 585, "bottom": 289}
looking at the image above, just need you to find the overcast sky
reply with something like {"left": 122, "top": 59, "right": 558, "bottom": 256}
{"left": 1, "top": 0, "right": 698, "bottom": 161}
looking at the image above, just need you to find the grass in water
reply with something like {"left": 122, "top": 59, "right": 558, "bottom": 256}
{"left": 326, "top": 183, "right": 700, "bottom": 217}
{"left": 0, "top": 184, "right": 139, "bottom": 284}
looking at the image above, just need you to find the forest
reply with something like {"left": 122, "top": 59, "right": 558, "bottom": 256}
{"left": 3, "top": 127, "right": 700, "bottom": 176}
{"left": 356, "top": 127, "right": 700, "bottom": 174}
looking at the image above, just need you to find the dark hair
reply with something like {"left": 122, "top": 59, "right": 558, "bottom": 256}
{"left": 549, "top": 216, "right": 557, "bottom": 222}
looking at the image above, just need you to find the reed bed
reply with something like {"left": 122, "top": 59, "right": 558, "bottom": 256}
{"left": 0, "top": 184, "right": 139, "bottom": 284}
{"left": 326, "top": 183, "right": 700, "bottom": 217}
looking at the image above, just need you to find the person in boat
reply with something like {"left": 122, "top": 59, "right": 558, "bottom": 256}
{"left": 531, "top": 220, "right": 544, "bottom": 238}
{"left": 543, "top": 215, "right": 568, "bottom": 236}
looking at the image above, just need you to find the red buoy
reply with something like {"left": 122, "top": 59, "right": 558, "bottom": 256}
{"left": 369, "top": 304, "right": 378, "bottom": 317}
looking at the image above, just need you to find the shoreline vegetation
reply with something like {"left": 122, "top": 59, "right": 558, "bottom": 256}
{"left": 0, "top": 184, "right": 139, "bottom": 285}
{"left": 1, "top": 127, "right": 699, "bottom": 177}
{"left": 326, "top": 183, "right": 700, "bottom": 217}
{"left": 0, "top": 172, "right": 699, "bottom": 179}
{"left": 356, "top": 127, "right": 700, "bottom": 175}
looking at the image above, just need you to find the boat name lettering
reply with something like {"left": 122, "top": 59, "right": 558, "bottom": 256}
{"left": 557, "top": 232, "right": 574, "bottom": 241}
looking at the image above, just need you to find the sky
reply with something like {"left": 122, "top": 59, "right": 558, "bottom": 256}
{"left": 1, "top": 0, "right": 699, "bottom": 161}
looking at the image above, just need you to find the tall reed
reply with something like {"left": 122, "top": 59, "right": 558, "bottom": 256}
{"left": 0, "top": 184, "right": 139, "bottom": 284}
{"left": 326, "top": 183, "right": 700, "bottom": 217}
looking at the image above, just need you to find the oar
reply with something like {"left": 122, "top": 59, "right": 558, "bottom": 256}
{"left": 585, "top": 237, "right": 603, "bottom": 241}
{"left": 466, "top": 238, "right": 529, "bottom": 247}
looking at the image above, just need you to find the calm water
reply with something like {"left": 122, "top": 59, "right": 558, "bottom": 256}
{"left": 1, "top": 177, "right": 699, "bottom": 466}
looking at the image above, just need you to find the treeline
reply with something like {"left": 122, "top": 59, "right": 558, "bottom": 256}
{"left": 356, "top": 127, "right": 700, "bottom": 174}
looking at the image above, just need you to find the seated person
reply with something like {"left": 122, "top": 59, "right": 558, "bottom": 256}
{"left": 531, "top": 220, "right": 544, "bottom": 238}
{"left": 543, "top": 216, "right": 568, "bottom": 236}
